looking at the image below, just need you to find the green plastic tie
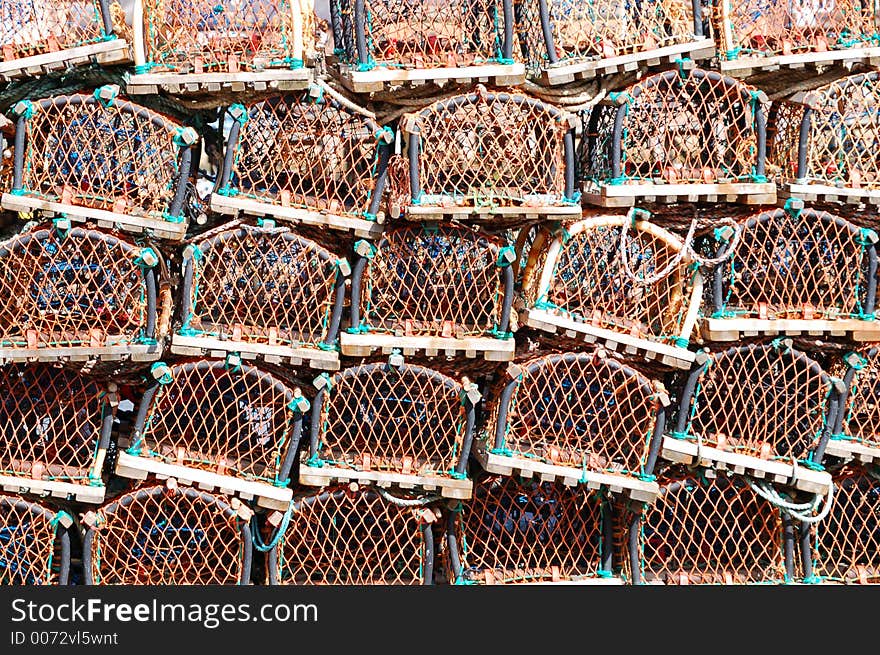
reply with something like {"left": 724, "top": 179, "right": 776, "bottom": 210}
{"left": 448, "top": 470, "right": 467, "bottom": 480}
{"left": 596, "top": 569, "right": 615, "bottom": 579}
{"left": 306, "top": 455, "right": 325, "bottom": 468}
{"left": 783, "top": 197, "right": 803, "bottom": 218}
{"left": 93, "top": 85, "right": 118, "bottom": 108}
{"left": 133, "top": 247, "right": 159, "bottom": 269}
{"left": 669, "top": 431, "right": 689, "bottom": 440}
{"left": 673, "top": 337, "right": 689, "bottom": 348}
{"left": 162, "top": 211, "right": 186, "bottom": 224}
{"left": 13, "top": 99, "right": 35, "bottom": 120}
{"left": 52, "top": 216, "right": 71, "bottom": 239}
{"left": 496, "top": 246, "right": 516, "bottom": 268}
{"left": 844, "top": 352, "right": 868, "bottom": 371}
{"left": 490, "top": 447, "right": 514, "bottom": 457}
{"left": 316, "top": 341, "right": 338, "bottom": 352}
{"left": 856, "top": 227, "right": 878, "bottom": 246}
{"left": 49, "top": 511, "right": 72, "bottom": 528}
{"left": 228, "top": 103, "right": 249, "bottom": 126}
{"left": 150, "top": 362, "right": 173, "bottom": 385}
{"left": 607, "top": 91, "right": 633, "bottom": 105}
{"left": 354, "top": 239, "right": 377, "bottom": 260}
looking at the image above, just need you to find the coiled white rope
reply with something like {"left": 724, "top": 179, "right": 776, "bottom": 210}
{"left": 749, "top": 478, "right": 835, "bottom": 524}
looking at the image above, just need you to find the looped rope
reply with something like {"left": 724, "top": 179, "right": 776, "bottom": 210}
{"left": 619, "top": 208, "right": 742, "bottom": 285}
{"left": 748, "top": 478, "right": 835, "bottom": 524}
{"left": 251, "top": 502, "right": 293, "bottom": 553}
{"left": 375, "top": 489, "right": 440, "bottom": 507}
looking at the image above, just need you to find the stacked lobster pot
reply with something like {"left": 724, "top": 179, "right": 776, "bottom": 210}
{"left": 0, "top": 0, "right": 878, "bottom": 586}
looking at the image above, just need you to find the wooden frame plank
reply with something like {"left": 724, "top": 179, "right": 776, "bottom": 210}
{"left": 660, "top": 436, "right": 833, "bottom": 495}
{"left": 822, "top": 439, "right": 880, "bottom": 466}
{"left": 540, "top": 39, "right": 715, "bottom": 86}
{"left": 778, "top": 183, "right": 880, "bottom": 206}
{"left": 1, "top": 193, "right": 188, "bottom": 241}
{"left": 0, "top": 473, "right": 105, "bottom": 504}
{"left": 114, "top": 451, "right": 293, "bottom": 511}
{"left": 0, "top": 344, "right": 163, "bottom": 365}
{"left": 581, "top": 182, "right": 777, "bottom": 208}
{"left": 472, "top": 441, "right": 659, "bottom": 503}
{"left": 0, "top": 39, "right": 130, "bottom": 81}
{"left": 719, "top": 47, "right": 880, "bottom": 78}
{"left": 298, "top": 464, "right": 473, "bottom": 500}
{"left": 406, "top": 204, "right": 581, "bottom": 222}
{"left": 171, "top": 334, "right": 340, "bottom": 371}
{"left": 126, "top": 68, "right": 311, "bottom": 96}
{"left": 338, "top": 62, "right": 526, "bottom": 93}
{"left": 339, "top": 332, "right": 515, "bottom": 361}
{"left": 703, "top": 317, "right": 880, "bottom": 342}
{"left": 210, "top": 193, "right": 384, "bottom": 239}
{"left": 520, "top": 307, "right": 696, "bottom": 370}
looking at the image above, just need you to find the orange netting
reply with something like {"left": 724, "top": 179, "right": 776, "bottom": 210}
{"left": 309, "top": 361, "right": 471, "bottom": 480}
{"left": 712, "top": 208, "right": 878, "bottom": 321}
{"left": 140, "top": 0, "right": 315, "bottom": 74}
{"left": 0, "top": 494, "right": 68, "bottom": 585}
{"left": 515, "top": 0, "right": 700, "bottom": 76}
{"left": 126, "top": 360, "right": 302, "bottom": 486}
{"left": 404, "top": 89, "right": 577, "bottom": 209}
{"left": 487, "top": 352, "right": 664, "bottom": 480}
{"left": 330, "top": 0, "right": 513, "bottom": 70}
{"left": 217, "top": 93, "right": 390, "bottom": 220}
{"left": 834, "top": 347, "right": 880, "bottom": 451}
{"left": 351, "top": 224, "right": 511, "bottom": 338}
{"left": 448, "top": 475, "right": 616, "bottom": 584}
{"left": 521, "top": 216, "right": 700, "bottom": 346}
{"left": 771, "top": 72, "right": 880, "bottom": 189}
{"left": 672, "top": 343, "right": 834, "bottom": 463}
{"left": 810, "top": 467, "right": 880, "bottom": 583}
{"left": 640, "top": 472, "right": 788, "bottom": 584}
{"left": 715, "top": 0, "right": 879, "bottom": 61}
{"left": 0, "top": 226, "right": 166, "bottom": 350}
{"left": 0, "top": 365, "right": 111, "bottom": 485}
{"left": 180, "top": 222, "right": 343, "bottom": 350}
{"left": 84, "top": 485, "right": 249, "bottom": 585}
{"left": 582, "top": 68, "right": 768, "bottom": 184}
{"left": 0, "top": 0, "right": 117, "bottom": 62}
{"left": 12, "top": 91, "right": 196, "bottom": 222}
{"left": 272, "top": 485, "right": 432, "bottom": 585}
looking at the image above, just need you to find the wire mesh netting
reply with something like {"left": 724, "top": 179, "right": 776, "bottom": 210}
{"left": 11, "top": 91, "right": 197, "bottom": 224}
{"left": 84, "top": 485, "right": 250, "bottom": 585}
{"left": 715, "top": 0, "right": 879, "bottom": 62}
{"left": 126, "top": 360, "right": 302, "bottom": 487}
{"left": 487, "top": 352, "right": 664, "bottom": 481}
{"left": 0, "top": 494, "right": 69, "bottom": 585}
{"left": 582, "top": 68, "right": 768, "bottom": 185}
{"left": 217, "top": 93, "right": 390, "bottom": 221}
{"left": 405, "top": 89, "right": 577, "bottom": 210}
{"left": 834, "top": 347, "right": 880, "bottom": 452}
{"left": 639, "top": 471, "right": 788, "bottom": 584}
{"left": 514, "top": 0, "right": 701, "bottom": 76}
{"left": 179, "top": 222, "right": 343, "bottom": 351}
{"left": 0, "top": 226, "right": 165, "bottom": 350}
{"left": 0, "top": 0, "right": 118, "bottom": 63}
{"left": 272, "top": 485, "right": 432, "bottom": 585}
{"left": 330, "top": 0, "right": 513, "bottom": 70}
{"left": 712, "top": 208, "right": 878, "bottom": 321}
{"left": 309, "top": 362, "right": 471, "bottom": 480}
{"left": 351, "top": 224, "right": 511, "bottom": 338}
{"left": 672, "top": 343, "right": 835, "bottom": 463}
{"left": 0, "top": 365, "right": 110, "bottom": 486}
{"left": 809, "top": 467, "right": 880, "bottom": 583}
{"left": 448, "top": 475, "right": 618, "bottom": 583}
{"left": 139, "top": 0, "right": 315, "bottom": 74}
{"left": 522, "top": 216, "right": 700, "bottom": 347}
{"left": 770, "top": 72, "right": 880, "bottom": 190}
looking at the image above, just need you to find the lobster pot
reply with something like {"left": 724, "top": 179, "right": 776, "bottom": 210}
{"left": 83, "top": 485, "right": 253, "bottom": 585}
{"left": 519, "top": 214, "right": 703, "bottom": 370}
{"left": 115, "top": 359, "right": 307, "bottom": 511}
{"left": 637, "top": 472, "right": 791, "bottom": 584}
{"left": 0, "top": 494, "right": 72, "bottom": 585}
{"left": 714, "top": 0, "right": 880, "bottom": 76}
{"left": 806, "top": 467, "right": 880, "bottom": 584}
{"left": 0, "top": 226, "right": 170, "bottom": 365}
{"left": 824, "top": 347, "right": 880, "bottom": 465}
{"left": 329, "top": 0, "right": 525, "bottom": 91}
{"left": 127, "top": 0, "right": 314, "bottom": 95}
{"left": 400, "top": 90, "right": 580, "bottom": 223}
{"left": 581, "top": 68, "right": 775, "bottom": 207}
{"left": 0, "top": 365, "right": 113, "bottom": 504}
{"left": 446, "top": 475, "right": 623, "bottom": 584}
{"left": 211, "top": 93, "right": 390, "bottom": 239}
{"left": 0, "top": 0, "right": 129, "bottom": 81}
{"left": 0, "top": 87, "right": 199, "bottom": 242}
{"left": 477, "top": 351, "right": 666, "bottom": 502}
{"left": 269, "top": 485, "right": 434, "bottom": 585}
{"left": 300, "top": 359, "right": 479, "bottom": 499}
{"left": 705, "top": 208, "right": 879, "bottom": 342}
{"left": 769, "top": 72, "right": 880, "bottom": 205}
{"left": 340, "top": 224, "right": 515, "bottom": 361}
{"left": 172, "top": 221, "right": 346, "bottom": 371}
{"left": 662, "top": 343, "right": 838, "bottom": 495}
{"left": 515, "top": 0, "right": 713, "bottom": 84}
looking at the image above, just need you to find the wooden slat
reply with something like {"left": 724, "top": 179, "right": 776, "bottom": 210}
{"left": 171, "top": 334, "right": 340, "bottom": 371}
{"left": 0, "top": 40, "right": 130, "bottom": 81}
{"left": 126, "top": 68, "right": 311, "bottom": 96}
{"left": 298, "top": 464, "right": 473, "bottom": 500}
{"left": 778, "top": 183, "right": 880, "bottom": 206}
{"left": 0, "top": 344, "right": 163, "bottom": 365}
{"left": 339, "top": 63, "right": 526, "bottom": 93}
{"left": 114, "top": 451, "right": 292, "bottom": 511}
{"left": 0, "top": 473, "right": 105, "bottom": 504}
{"left": 822, "top": 439, "right": 880, "bottom": 465}
{"left": 581, "top": 182, "right": 777, "bottom": 208}
{"left": 406, "top": 204, "right": 581, "bottom": 222}
{"left": 339, "top": 332, "right": 514, "bottom": 361}
{"left": 719, "top": 47, "right": 880, "bottom": 78}
{"left": 704, "top": 317, "right": 880, "bottom": 342}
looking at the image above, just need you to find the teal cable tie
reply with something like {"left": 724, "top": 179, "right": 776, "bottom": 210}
{"left": 150, "top": 362, "right": 173, "bottom": 385}
{"left": 801, "top": 575, "right": 823, "bottom": 585}
{"left": 162, "top": 211, "right": 186, "bottom": 224}
{"left": 13, "top": 99, "right": 35, "bottom": 120}
{"left": 489, "top": 447, "right": 514, "bottom": 457}
{"left": 497, "top": 58, "right": 515, "bottom": 65}
{"left": 306, "top": 455, "right": 325, "bottom": 468}
{"left": 489, "top": 327, "right": 514, "bottom": 340}
{"left": 9, "top": 188, "right": 27, "bottom": 196}
{"left": 93, "top": 85, "right": 118, "bottom": 107}
{"left": 638, "top": 473, "right": 657, "bottom": 483}
{"left": 316, "top": 341, "right": 338, "bottom": 352}
{"left": 228, "top": 103, "right": 249, "bottom": 126}
{"left": 50, "top": 511, "right": 73, "bottom": 528}
{"left": 596, "top": 569, "right": 615, "bottom": 579}
{"left": 673, "top": 336, "right": 689, "bottom": 348}
{"left": 783, "top": 197, "right": 803, "bottom": 218}
{"left": 669, "top": 430, "right": 689, "bottom": 440}
{"left": 133, "top": 247, "right": 159, "bottom": 269}
{"left": 448, "top": 471, "right": 467, "bottom": 480}
{"left": 288, "top": 58, "right": 304, "bottom": 70}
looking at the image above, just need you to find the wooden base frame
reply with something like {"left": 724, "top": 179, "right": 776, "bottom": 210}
{"left": 778, "top": 183, "right": 880, "bottom": 207}
{"left": 718, "top": 47, "right": 880, "bottom": 80}
{"left": 703, "top": 317, "right": 880, "bottom": 342}
{"left": 298, "top": 463, "right": 472, "bottom": 500}
{"left": 125, "top": 69, "right": 312, "bottom": 96}
{"left": 822, "top": 439, "right": 880, "bottom": 466}
{"left": 337, "top": 62, "right": 526, "bottom": 93}
{"left": 405, "top": 204, "right": 581, "bottom": 223}
{"left": 0, "top": 473, "right": 104, "bottom": 504}
{"left": 339, "top": 332, "right": 514, "bottom": 361}
{"left": 171, "top": 334, "right": 340, "bottom": 371}
{"left": 581, "top": 181, "right": 777, "bottom": 208}
{"left": 0, "top": 343, "right": 163, "bottom": 365}
{"left": 0, "top": 39, "right": 130, "bottom": 81}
